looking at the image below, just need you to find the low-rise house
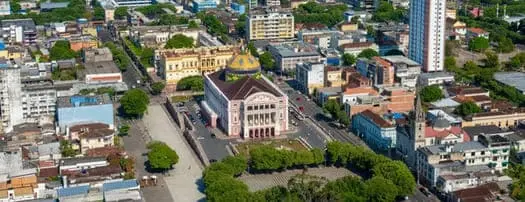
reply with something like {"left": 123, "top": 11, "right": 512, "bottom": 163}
{"left": 450, "top": 182, "right": 502, "bottom": 202}
{"left": 268, "top": 42, "right": 321, "bottom": 72}
{"left": 438, "top": 172, "right": 506, "bottom": 193}
{"left": 103, "top": 180, "right": 141, "bottom": 202}
{"left": 57, "top": 95, "right": 114, "bottom": 133}
{"left": 419, "top": 72, "right": 455, "bottom": 86}
{"left": 427, "top": 109, "right": 462, "bottom": 127}
{"left": 27, "top": 142, "right": 61, "bottom": 161}
{"left": 462, "top": 108, "right": 525, "bottom": 128}
{"left": 0, "top": 150, "right": 38, "bottom": 201}
{"left": 57, "top": 185, "right": 102, "bottom": 202}
{"left": 338, "top": 42, "right": 379, "bottom": 56}
{"left": 128, "top": 25, "right": 200, "bottom": 48}
{"left": 467, "top": 27, "right": 490, "bottom": 39}
{"left": 68, "top": 123, "right": 115, "bottom": 154}
{"left": 324, "top": 66, "right": 344, "bottom": 87}
{"left": 59, "top": 157, "right": 108, "bottom": 174}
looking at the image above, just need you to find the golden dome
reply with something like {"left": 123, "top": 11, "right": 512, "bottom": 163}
{"left": 227, "top": 52, "right": 261, "bottom": 71}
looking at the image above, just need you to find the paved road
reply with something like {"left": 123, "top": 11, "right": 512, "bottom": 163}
{"left": 276, "top": 80, "right": 367, "bottom": 147}
{"left": 287, "top": 115, "right": 326, "bottom": 149}
{"left": 183, "top": 100, "right": 231, "bottom": 161}
{"left": 143, "top": 105, "right": 205, "bottom": 202}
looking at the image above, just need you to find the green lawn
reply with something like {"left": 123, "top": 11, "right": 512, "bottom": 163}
{"left": 235, "top": 139, "right": 308, "bottom": 156}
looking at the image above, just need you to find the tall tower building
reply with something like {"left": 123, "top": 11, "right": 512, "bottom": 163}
{"left": 408, "top": 0, "right": 446, "bottom": 72}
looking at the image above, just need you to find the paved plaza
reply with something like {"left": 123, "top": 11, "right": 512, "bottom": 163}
{"left": 238, "top": 167, "right": 354, "bottom": 192}
{"left": 143, "top": 105, "right": 205, "bottom": 202}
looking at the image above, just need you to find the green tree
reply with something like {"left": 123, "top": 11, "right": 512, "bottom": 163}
{"left": 483, "top": 51, "right": 499, "bottom": 69}
{"left": 10, "top": 0, "right": 21, "bottom": 13}
{"left": 372, "top": 1, "right": 406, "bottom": 22}
{"left": 114, "top": 7, "right": 128, "bottom": 20}
{"left": 357, "top": 48, "right": 379, "bottom": 59}
{"left": 247, "top": 42, "right": 259, "bottom": 57}
{"left": 50, "top": 40, "right": 77, "bottom": 60}
{"left": 469, "top": 37, "right": 490, "bottom": 52}
{"left": 323, "top": 99, "right": 340, "bottom": 118}
{"left": 320, "top": 176, "right": 367, "bottom": 202}
{"left": 147, "top": 141, "right": 179, "bottom": 171}
{"left": 236, "top": 14, "right": 247, "bottom": 37}
{"left": 372, "top": 161, "right": 416, "bottom": 196}
{"left": 60, "top": 140, "right": 78, "bottom": 157}
{"left": 287, "top": 174, "right": 326, "bottom": 202}
{"left": 337, "top": 110, "right": 350, "bottom": 127}
{"left": 497, "top": 37, "right": 514, "bottom": 53}
{"left": 120, "top": 89, "right": 150, "bottom": 117}
{"left": 366, "top": 25, "right": 376, "bottom": 37}
{"left": 188, "top": 20, "right": 199, "bottom": 29}
{"left": 164, "top": 34, "right": 194, "bottom": 49}
{"left": 151, "top": 81, "right": 166, "bottom": 95}
{"left": 455, "top": 101, "right": 482, "bottom": 116}
{"left": 177, "top": 76, "right": 204, "bottom": 91}
{"left": 365, "top": 176, "right": 398, "bottom": 202}
{"left": 259, "top": 52, "right": 275, "bottom": 71}
{"left": 445, "top": 56, "right": 457, "bottom": 71}
{"left": 93, "top": 6, "right": 105, "bottom": 20}
{"left": 342, "top": 53, "right": 356, "bottom": 66}
{"left": 420, "top": 85, "right": 443, "bottom": 102}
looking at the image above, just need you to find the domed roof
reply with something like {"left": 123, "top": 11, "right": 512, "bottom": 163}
{"left": 433, "top": 114, "right": 451, "bottom": 131}
{"left": 227, "top": 52, "right": 261, "bottom": 72}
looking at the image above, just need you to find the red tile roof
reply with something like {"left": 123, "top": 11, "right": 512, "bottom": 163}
{"left": 425, "top": 126, "right": 469, "bottom": 142}
{"left": 38, "top": 160, "right": 55, "bottom": 168}
{"left": 38, "top": 167, "right": 59, "bottom": 178}
{"left": 469, "top": 27, "right": 488, "bottom": 34}
{"left": 360, "top": 110, "right": 392, "bottom": 128}
{"left": 85, "top": 146, "right": 124, "bottom": 157}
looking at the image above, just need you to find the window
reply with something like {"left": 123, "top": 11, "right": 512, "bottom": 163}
{"left": 471, "top": 152, "right": 475, "bottom": 156}
{"left": 481, "top": 151, "right": 485, "bottom": 155}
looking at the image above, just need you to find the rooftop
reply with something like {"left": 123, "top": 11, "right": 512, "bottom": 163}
{"left": 494, "top": 72, "right": 525, "bottom": 93}
{"left": 421, "top": 141, "right": 486, "bottom": 155}
{"left": 83, "top": 48, "right": 113, "bottom": 63}
{"left": 83, "top": 61, "right": 120, "bottom": 75}
{"left": 60, "top": 157, "right": 107, "bottom": 167}
{"left": 462, "top": 125, "right": 508, "bottom": 137}
{"left": 431, "top": 98, "right": 460, "bottom": 108}
{"left": 359, "top": 110, "right": 393, "bottom": 128}
{"left": 206, "top": 70, "right": 283, "bottom": 100}
{"left": 57, "top": 185, "right": 90, "bottom": 198}
{"left": 1, "top": 19, "right": 36, "bottom": 31}
{"left": 381, "top": 55, "right": 419, "bottom": 66}
{"left": 427, "top": 109, "right": 462, "bottom": 124}
{"left": 419, "top": 72, "right": 455, "bottom": 80}
{"left": 37, "top": 142, "right": 60, "bottom": 156}
{"left": 340, "top": 42, "right": 375, "bottom": 49}
{"left": 447, "top": 86, "right": 487, "bottom": 96}
{"left": 57, "top": 94, "right": 112, "bottom": 108}
{"left": 40, "top": 2, "right": 69, "bottom": 10}
{"left": 103, "top": 179, "right": 139, "bottom": 192}
{"left": 270, "top": 42, "right": 319, "bottom": 58}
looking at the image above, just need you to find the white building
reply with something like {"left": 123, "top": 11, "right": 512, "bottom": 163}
{"left": 0, "top": 63, "right": 57, "bottom": 133}
{"left": 296, "top": 62, "right": 325, "bottom": 95}
{"left": 382, "top": 55, "right": 421, "bottom": 88}
{"left": 0, "top": 1, "right": 11, "bottom": 16}
{"left": 408, "top": 0, "right": 446, "bottom": 72}
{"left": 247, "top": 8, "right": 294, "bottom": 41}
{"left": 419, "top": 72, "right": 455, "bottom": 86}
{"left": 268, "top": 42, "right": 321, "bottom": 72}
{"left": 1, "top": 19, "right": 37, "bottom": 44}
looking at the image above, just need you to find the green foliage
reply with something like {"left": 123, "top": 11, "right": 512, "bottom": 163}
{"left": 206, "top": 156, "right": 248, "bottom": 176}
{"left": 52, "top": 68, "right": 77, "bottom": 81}
{"left": 60, "top": 140, "right": 78, "bottom": 157}
{"left": 372, "top": 1, "right": 406, "bottom": 22}
{"left": 151, "top": 81, "right": 166, "bottom": 95}
{"left": 200, "top": 13, "right": 228, "bottom": 36}
{"left": 50, "top": 40, "right": 77, "bottom": 60}
{"left": 372, "top": 161, "right": 415, "bottom": 196}
{"left": 177, "top": 75, "right": 204, "bottom": 91}
{"left": 188, "top": 20, "right": 199, "bottom": 29}
{"left": 120, "top": 89, "right": 150, "bottom": 117}
{"left": 293, "top": 2, "right": 348, "bottom": 27}
{"left": 507, "top": 53, "right": 525, "bottom": 70}
{"left": 496, "top": 37, "right": 515, "bottom": 53}
{"left": 114, "top": 7, "right": 128, "bottom": 20}
{"left": 247, "top": 42, "right": 258, "bottom": 57}
{"left": 105, "top": 42, "right": 130, "bottom": 71}
{"left": 469, "top": 37, "right": 490, "bottom": 52}
{"left": 420, "top": 85, "right": 443, "bottom": 102}
{"left": 483, "top": 51, "right": 499, "bottom": 69}
{"left": 152, "top": 14, "right": 189, "bottom": 26}
{"left": 147, "top": 141, "right": 179, "bottom": 170}
{"left": 342, "top": 53, "right": 356, "bottom": 66}
{"left": 445, "top": 56, "right": 457, "bottom": 71}
{"left": 458, "top": 15, "right": 525, "bottom": 44}
{"left": 1, "top": 0, "right": 86, "bottom": 25}
{"left": 357, "top": 48, "right": 379, "bottom": 59}
{"left": 319, "top": 176, "right": 367, "bottom": 201}
{"left": 236, "top": 14, "right": 247, "bottom": 37}
{"left": 259, "top": 52, "right": 275, "bottom": 71}
{"left": 119, "top": 124, "right": 130, "bottom": 136}
{"left": 136, "top": 4, "right": 177, "bottom": 17}
{"left": 323, "top": 100, "right": 349, "bottom": 126}
{"left": 455, "top": 101, "right": 482, "bottom": 117}
{"left": 164, "top": 34, "right": 194, "bottom": 49}
{"left": 445, "top": 40, "right": 459, "bottom": 56}
{"left": 93, "top": 6, "right": 105, "bottom": 21}
{"left": 287, "top": 174, "right": 326, "bottom": 201}
{"left": 249, "top": 146, "right": 324, "bottom": 171}
{"left": 325, "top": 141, "right": 390, "bottom": 170}
{"left": 124, "top": 37, "right": 154, "bottom": 67}
{"left": 366, "top": 25, "right": 376, "bottom": 37}
{"left": 365, "top": 176, "right": 398, "bottom": 202}
{"left": 10, "top": 0, "right": 21, "bottom": 13}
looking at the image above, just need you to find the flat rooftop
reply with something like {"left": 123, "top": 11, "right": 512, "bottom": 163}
{"left": 57, "top": 94, "right": 112, "bottom": 108}
{"left": 270, "top": 42, "right": 319, "bottom": 58}
{"left": 381, "top": 55, "right": 420, "bottom": 66}
{"left": 494, "top": 72, "right": 525, "bottom": 93}
{"left": 84, "top": 61, "right": 120, "bottom": 75}
{"left": 420, "top": 72, "right": 455, "bottom": 80}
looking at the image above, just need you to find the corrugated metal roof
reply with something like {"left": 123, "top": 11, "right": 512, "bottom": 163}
{"left": 57, "top": 185, "right": 89, "bottom": 197}
{"left": 103, "top": 179, "right": 139, "bottom": 192}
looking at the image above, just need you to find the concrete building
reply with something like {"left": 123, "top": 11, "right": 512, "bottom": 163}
{"left": 81, "top": 48, "right": 123, "bottom": 84}
{"left": 416, "top": 134, "right": 511, "bottom": 187}
{"left": 231, "top": 3, "right": 245, "bottom": 14}
{"left": 0, "top": 1, "right": 11, "bottom": 16}
{"left": 57, "top": 95, "right": 114, "bottom": 132}
{"left": 192, "top": 0, "right": 217, "bottom": 12}
{"left": 157, "top": 45, "right": 237, "bottom": 85}
{"left": 40, "top": 2, "right": 69, "bottom": 11}
{"left": 0, "top": 63, "right": 57, "bottom": 133}
{"left": 295, "top": 62, "right": 325, "bottom": 95}
{"left": 247, "top": 8, "right": 294, "bottom": 41}
{"left": 408, "top": 0, "right": 446, "bottom": 72}
{"left": 110, "top": 0, "right": 154, "bottom": 7}
{"left": 494, "top": 72, "right": 525, "bottom": 95}
{"left": 419, "top": 72, "right": 455, "bottom": 86}
{"left": 324, "top": 66, "right": 344, "bottom": 87}
{"left": 346, "top": 0, "right": 378, "bottom": 12}
{"left": 1, "top": 19, "right": 37, "bottom": 45}
{"left": 203, "top": 52, "right": 289, "bottom": 138}
{"left": 382, "top": 55, "right": 421, "bottom": 88}
{"left": 338, "top": 42, "right": 379, "bottom": 56}
{"left": 0, "top": 150, "right": 38, "bottom": 201}
{"left": 344, "top": 85, "right": 415, "bottom": 116}
{"left": 268, "top": 42, "right": 321, "bottom": 72}
{"left": 128, "top": 25, "right": 200, "bottom": 48}
{"left": 352, "top": 110, "right": 397, "bottom": 151}
{"left": 462, "top": 108, "right": 525, "bottom": 128}
{"left": 264, "top": 0, "right": 280, "bottom": 6}
{"left": 69, "top": 123, "right": 115, "bottom": 154}
{"left": 59, "top": 157, "right": 109, "bottom": 173}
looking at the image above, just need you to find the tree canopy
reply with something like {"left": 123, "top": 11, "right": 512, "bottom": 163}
{"left": 60, "top": 140, "right": 78, "bottom": 157}
{"left": 147, "top": 141, "right": 179, "bottom": 171}
{"left": 120, "top": 89, "right": 150, "bottom": 117}
{"left": 372, "top": 1, "right": 406, "bottom": 22}
{"left": 50, "top": 40, "right": 77, "bottom": 60}
{"left": 105, "top": 42, "right": 130, "bottom": 71}
{"left": 151, "top": 82, "right": 166, "bottom": 95}
{"left": 455, "top": 101, "right": 482, "bottom": 117}
{"left": 152, "top": 14, "right": 189, "bottom": 26}
{"left": 249, "top": 146, "right": 324, "bottom": 171}
{"left": 177, "top": 76, "right": 204, "bottom": 91}
{"left": 357, "top": 49, "right": 379, "bottom": 59}
{"left": 496, "top": 37, "right": 515, "bottom": 53}
{"left": 164, "top": 34, "right": 194, "bottom": 49}
{"left": 469, "top": 37, "right": 490, "bottom": 52}
{"left": 259, "top": 52, "right": 275, "bottom": 71}
{"left": 420, "top": 85, "right": 443, "bottom": 102}
{"left": 114, "top": 7, "right": 128, "bottom": 20}
{"left": 293, "top": 2, "right": 347, "bottom": 27}
{"left": 342, "top": 53, "right": 357, "bottom": 66}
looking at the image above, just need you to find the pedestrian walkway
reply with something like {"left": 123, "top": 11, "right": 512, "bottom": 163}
{"left": 143, "top": 105, "right": 205, "bottom": 202}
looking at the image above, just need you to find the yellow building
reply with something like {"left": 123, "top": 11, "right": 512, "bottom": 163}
{"left": 339, "top": 23, "right": 358, "bottom": 32}
{"left": 462, "top": 109, "right": 525, "bottom": 128}
{"left": 159, "top": 46, "right": 238, "bottom": 85}
{"left": 0, "top": 46, "right": 25, "bottom": 60}
{"left": 247, "top": 8, "right": 294, "bottom": 41}
{"left": 324, "top": 66, "right": 344, "bottom": 87}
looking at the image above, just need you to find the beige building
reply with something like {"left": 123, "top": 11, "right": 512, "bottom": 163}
{"left": 247, "top": 8, "right": 294, "bottom": 41}
{"left": 462, "top": 109, "right": 525, "bottom": 128}
{"left": 158, "top": 46, "right": 238, "bottom": 85}
{"left": 129, "top": 25, "right": 200, "bottom": 48}
{"left": 68, "top": 123, "right": 115, "bottom": 154}
{"left": 324, "top": 66, "right": 344, "bottom": 87}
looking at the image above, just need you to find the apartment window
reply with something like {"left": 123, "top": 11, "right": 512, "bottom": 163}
{"left": 471, "top": 152, "right": 475, "bottom": 156}
{"left": 481, "top": 151, "right": 485, "bottom": 155}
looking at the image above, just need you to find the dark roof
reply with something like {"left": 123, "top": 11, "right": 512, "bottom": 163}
{"left": 453, "top": 182, "right": 500, "bottom": 202}
{"left": 70, "top": 123, "right": 110, "bottom": 133}
{"left": 207, "top": 70, "right": 282, "bottom": 100}
{"left": 462, "top": 125, "right": 504, "bottom": 137}
{"left": 38, "top": 167, "right": 59, "bottom": 178}
{"left": 448, "top": 86, "right": 487, "bottom": 95}
{"left": 359, "top": 110, "right": 393, "bottom": 128}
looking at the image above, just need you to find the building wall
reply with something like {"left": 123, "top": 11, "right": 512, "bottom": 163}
{"left": 409, "top": 0, "right": 445, "bottom": 72}
{"left": 85, "top": 73, "right": 123, "bottom": 84}
{"left": 204, "top": 75, "right": 230, "bottom": 133}
{"left": 247, "top": 12, "right": 294, "bottom": 41}
{"left": 57, "top": 104, "right": 114, "bottom": 132}
{"left": 462, "top": 113, "right": 525, "bottom": 128}
{"left": 296, "top": 63, "right": 324, "bottom": 95}
{"left": 70, "top": 40, "right": 98, "bottom": 52}
{"left": 352, "top": 113, "right": 397, "bottom": 151}
{"left": 80, "top": 134, "right": 115, "bottom": 154}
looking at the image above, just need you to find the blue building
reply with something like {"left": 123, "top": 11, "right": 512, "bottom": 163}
{"left": 192, "top": 0, "right": 217, "bottom": 13}
{"left": 231, "top": 3, "right": 245, "bottom": 14}
{"left": 57, "top": 94, "right": 114, "bottom": 132}
{"left": 352, "top": 109, "right": 396, "bottom": 151}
